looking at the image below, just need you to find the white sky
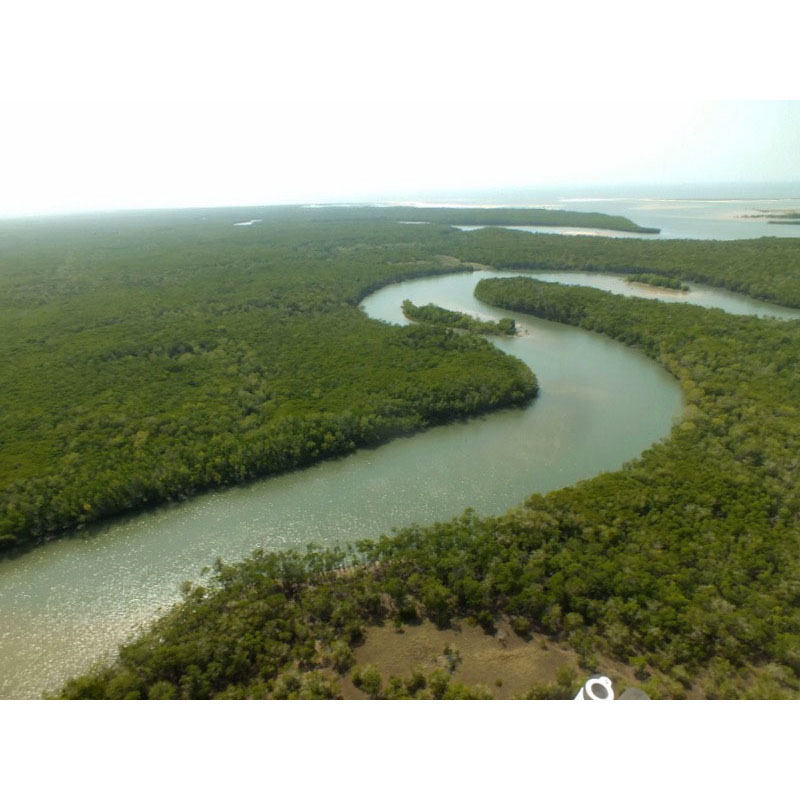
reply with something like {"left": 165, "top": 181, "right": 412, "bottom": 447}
{"left": 1, "top": 2, "right": 799, "bottom": 216}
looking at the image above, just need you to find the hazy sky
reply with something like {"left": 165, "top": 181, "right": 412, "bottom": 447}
{"left": 2, "top": 1, "right": 798, "bottom": 217}
{"left": 2, "top": 100, "right": 798, "bottom": 217}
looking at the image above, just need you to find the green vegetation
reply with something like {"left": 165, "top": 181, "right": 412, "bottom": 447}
{"left": 625, "top": 272, "right": 689, "bottom": 291}
{"left": 472, "top": 277, "right": 800, "bottom": 697}
{"left": 61, "top": 275, "right": 800, "bottom": 700}
{"left": 439, "top": 227, "right": 800, "bottom": 307}
{"left": 402, "top": 299, "right": 517, "bottom": 335}
{"left": 351, "top": 661, "right": 492, "bottom": 700}
{"left": 523, "top": 668, "right": 582, "bottom": 700}
{"left": 0, "top": 210, "right": 537, "bottom": 552}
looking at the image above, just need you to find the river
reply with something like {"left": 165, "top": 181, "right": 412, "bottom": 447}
{"left": 1, "top": 269, "right": 798, "bottom": 698}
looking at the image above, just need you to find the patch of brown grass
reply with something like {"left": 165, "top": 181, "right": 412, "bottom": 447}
{"left": 343, "top": 617, "right": 583, "bottom": 699}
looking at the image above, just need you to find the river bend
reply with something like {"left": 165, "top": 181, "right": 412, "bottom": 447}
{"left": 5, "top": 268, "right": 794, "bottom": 698}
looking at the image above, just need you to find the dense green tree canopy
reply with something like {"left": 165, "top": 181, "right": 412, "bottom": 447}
{"left": 4, "top": 204, "right": 800, "bottom": 698}
{"left": 0, "top": 210, "right": 538, "bottom": 551}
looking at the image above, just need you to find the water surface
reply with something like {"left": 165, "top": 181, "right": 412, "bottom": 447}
{"left": 4, "top": 268, "right": 797, "bottom": 698}
{"left": 528, "top": 271, "right": 800, "bottom": 320}
{"left": 0, "top": 270, "right": 687, "bottom": 698}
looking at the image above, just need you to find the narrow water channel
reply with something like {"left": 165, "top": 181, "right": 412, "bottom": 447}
{"left": 4, "top": 269, "right": 792, "bottom": 698}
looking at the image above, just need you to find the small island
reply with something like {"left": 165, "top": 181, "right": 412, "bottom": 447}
{"left": 625, "top": 272, "right": 689, "bottom": 292}
{"left": 402, "top": 299, "right": 516, "bottom": 335}
{"left": 739, "top": 210, "right": 800, "bottom": 225}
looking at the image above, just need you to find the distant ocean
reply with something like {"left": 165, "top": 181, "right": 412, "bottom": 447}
{"left": 373, "top": 182, "right": 800, "bottom": 240}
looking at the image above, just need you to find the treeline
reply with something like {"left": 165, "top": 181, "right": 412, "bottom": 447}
{"left": 0, "top": 211, "right": 537, "bottom": 552}
{"left": 292, "top": 205, "right": 660, "bottom": 233}
{"left": 402, "top": 299, "right": 517, "bottom": 335}
{"left": 62, "top": 277, "right": 800, "bottom": 699}
{"left": 625, "top": 272, "right": 688, "bottom": 291}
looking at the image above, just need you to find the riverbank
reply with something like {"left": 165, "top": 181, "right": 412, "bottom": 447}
{"left": 1, "top": 269, "right": 685, "bottom": 698}
{"left": 59, "top": 273, "right": 800, "bottom": 699}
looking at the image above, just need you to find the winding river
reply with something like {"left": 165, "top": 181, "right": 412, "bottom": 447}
{"left": 1, "top": 270, "right": 798, "bottom": 698}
